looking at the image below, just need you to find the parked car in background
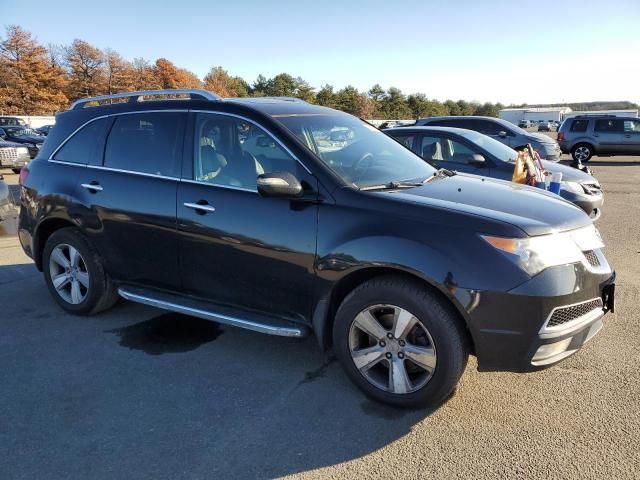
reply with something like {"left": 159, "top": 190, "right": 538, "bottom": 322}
{"left": 0, "top": 126, "right": 44, "bottom": 158}
{"left": 538, "top": 121, "right": 552, "bottom": 132}
{"left": 35, "top": 124, "right": 55, "bottom": 136}
{"left": 558, "top": 115, "right": 640, "bottom": 163}
{"left": 0, "top": 140, "right": 31, "bottom": 173}
{"left": 0, "top": 116, "right": 28, "bottom": 127}
{"left": 518, "top": 120, "right": 532, "bottom": 128}
{"left": 0, "top": 174, "right": 14, "bottom": 222}
{"left": 385, "top": 126, "right": 604, "bottom": 219}
{"left": 415, "top": 116, "right": 562, "bottom": 161}
{"left": 19, "top": 89, "right": 615, "bottom": 409}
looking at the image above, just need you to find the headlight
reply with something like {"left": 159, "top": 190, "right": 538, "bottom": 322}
{"left": 481, "top": 225, "right": 604, "bottom": 276}
{"left": 16, "top": 147, "right": 28, "bottom": 154}
{"left": 562, "top": 181, "right": 584, "bottom": 194}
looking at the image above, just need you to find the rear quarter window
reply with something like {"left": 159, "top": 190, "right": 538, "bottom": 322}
{"left": 569, "top": 120, "right": 589, "bottom": 132}
{"left": 53, "top": 118, "right": 108, "bottom": 164}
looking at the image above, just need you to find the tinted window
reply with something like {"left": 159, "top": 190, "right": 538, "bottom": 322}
{"left": 594, "top": 119, "right": 623, "bottom": 133}
{"left": 193, "top": 113, "right": 298, "bottom": 190}
{"left": 570, "top": 119, "right": 589, "bottom": 132}
{"left": 390, "top": 134, "right": 416, "bottom": 150}
{"left": 477, "top": 120, "right": 508, "bottom": 136}
{"left": 421, "top": 135, "right": 477, "bottom": 164}
{"left": 54, "top": 118, "right": 107, "bottom": 164}
{"left": 104, "top": 112, "right": 184, "bottom": 176}
{"left": 420, "top": 136, "right": 445, "bottom": 160}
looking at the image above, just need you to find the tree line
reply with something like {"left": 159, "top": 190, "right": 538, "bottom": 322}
{"left": 1, "top": 25, "right": 636, "bottom": 120}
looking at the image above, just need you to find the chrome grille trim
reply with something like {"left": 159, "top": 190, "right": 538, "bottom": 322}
{"left": 540, "top": 298, "right": 604, "bottom": 338}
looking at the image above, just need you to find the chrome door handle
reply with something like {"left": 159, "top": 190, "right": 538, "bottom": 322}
{"left": 81, "top": 183, "right": 103, "bottom": 192}
{"left": 184, "top": 202, "right": 216, "bottom": 213}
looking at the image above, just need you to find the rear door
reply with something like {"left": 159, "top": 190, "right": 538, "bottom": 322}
{"left": 75, "top": 111, "right": 185, "bottom": 290}
{"left": 593, "top": 118, "right": 624, "bottom": 154}
{"left": 620, "top": 118, "right": 640, "bottom": 154}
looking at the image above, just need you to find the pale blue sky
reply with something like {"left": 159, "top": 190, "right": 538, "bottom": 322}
{"left": 2, "top": 0, "right": 639, "bottom": 104}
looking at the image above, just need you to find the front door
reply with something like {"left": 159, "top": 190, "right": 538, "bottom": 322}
{"left": 418, "top": 134, "right": 489, "bottom": 175}
{"left": 177, "top": 112, "right": 318, "bottom": 322}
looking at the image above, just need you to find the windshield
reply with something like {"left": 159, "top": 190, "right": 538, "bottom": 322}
{"left": 275, "top": 113, "right": 436, "bottom": 188}
{"left": 4, "top": 127, "right": 36, "bottom": 137}
{"left": 456, "top": 129, "right": 518, "bottom": 163}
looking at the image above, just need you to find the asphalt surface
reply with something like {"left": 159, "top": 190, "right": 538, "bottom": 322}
{"left": 1, "top": 152, "right": 639, "bottom": 479}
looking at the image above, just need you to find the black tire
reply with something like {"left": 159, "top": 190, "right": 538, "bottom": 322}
{"left": 12, "top": 168, "right": 21, "bottom": 174}
{"left": 333, "top": 275, "right": 469, "bottom": 409}
{"left": 571, "top": 143, "right": 593, "bottom": 163}
{"left": 42, "top": 228, "right": 118, "bottom": 315}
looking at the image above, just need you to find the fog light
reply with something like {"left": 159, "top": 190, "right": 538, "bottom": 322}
{"left": 532, "top": 338, "right": 572, "bottom": 365}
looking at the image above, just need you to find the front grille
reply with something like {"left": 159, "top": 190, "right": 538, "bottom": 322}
{"left": 0, "top": 147, "right": 18, "bottom": 165}
{"left": 547, "top": 299, "right": 603, "bottom": 328}
{"left": 583, "top": 250, "right": 600, "bottom": 267}
{"left": 582, "top": 183, "right": 602, "bottom": 195}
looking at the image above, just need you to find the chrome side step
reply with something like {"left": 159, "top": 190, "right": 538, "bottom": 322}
{"left": 118, "top": 286, "right": 309, "bottom": 338}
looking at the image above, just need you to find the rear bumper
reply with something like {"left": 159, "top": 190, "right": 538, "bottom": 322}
{"left": 457, "top": 263, "right": 615, "bottom": 373}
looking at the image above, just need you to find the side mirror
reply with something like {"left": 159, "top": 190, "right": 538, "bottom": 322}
{"left": 471, "top": 154, "right": 486, "bottom": 165}
{"left": 498, "top": 131, "right": 507, "bottom": 138}
{"left": 257, "top": 172, "right": 303, "bottom": 198}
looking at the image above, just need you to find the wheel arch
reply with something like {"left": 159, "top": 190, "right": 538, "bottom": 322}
{"left": 312, "top": 266, "right": 474, "bottom": 354}
{"left": 33, "top": 217, "right": 78, "bottom": 271}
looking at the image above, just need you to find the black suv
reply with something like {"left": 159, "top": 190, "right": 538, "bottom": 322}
{"left": 19, "top": 90, "right": 615, "bottom": 408}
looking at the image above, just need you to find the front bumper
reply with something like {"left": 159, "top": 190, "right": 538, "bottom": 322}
{"left": 457, "top": 262, "right": 615, "bottom": 372}
{"left": 560, "top": 190, "right": 604, "bottom": 219}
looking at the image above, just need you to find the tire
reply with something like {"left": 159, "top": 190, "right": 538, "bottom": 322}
{"left": 571, "top": 143, "right": 593, "bottom": 163}
{"left": 333, "top": 275, "right": 469, "bottom": 409}
{"left": 42, "top": 227, "right": 118, "bottom": 315}
{"left": 11, "top": 168, "right": 21, "bottom": 174}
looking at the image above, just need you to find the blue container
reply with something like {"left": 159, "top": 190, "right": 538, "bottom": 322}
{"left": 549, "top": 181, "right": 561, "bottom": 194}
{"left": 535, "top": 181, "right": 546, "bottom": 190}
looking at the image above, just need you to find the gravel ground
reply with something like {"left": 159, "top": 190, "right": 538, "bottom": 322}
{"left": 0, "top": 155, "right": 639, "bottom": 479}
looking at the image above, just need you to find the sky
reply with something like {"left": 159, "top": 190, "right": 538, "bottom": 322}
{"left": 2, "top": 0, "right": 640, "bottom": 105}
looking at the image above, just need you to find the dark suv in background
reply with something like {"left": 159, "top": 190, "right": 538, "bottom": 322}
{"left": 19, "top": 90, "right": 615, "bottom": 408}
{"left": 416, "top": 116, "right": 562, "bottom": 161}
{"left": 558, "top": 115, "right": 640, "bottom": 162}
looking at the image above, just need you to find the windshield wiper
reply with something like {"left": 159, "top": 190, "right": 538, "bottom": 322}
{"left": 359, "top": 180, "right": 423, "bottom": 191}
{"left": 423, "top": 168, "right": 456, "bottom": 183}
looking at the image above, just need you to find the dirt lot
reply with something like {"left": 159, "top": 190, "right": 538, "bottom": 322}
{"left": 1, "top": 153, "right": 639, "bottom": 479}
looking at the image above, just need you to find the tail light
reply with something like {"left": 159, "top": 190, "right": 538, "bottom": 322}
{"left": 18, "top": 164, "right": 30, "bottom": 186}
{"left": 557, "top": 132, "right": 565, "bottom": 142}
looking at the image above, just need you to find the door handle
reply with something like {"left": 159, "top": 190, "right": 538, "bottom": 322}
{"left": 624, "top": 134, "right": 631, "bottom": 138}
{"left": 184, "top": 202, "right": 216, "bottom": 214}
{"left": 80, "top": 183, "right": 103, "bottom": 192}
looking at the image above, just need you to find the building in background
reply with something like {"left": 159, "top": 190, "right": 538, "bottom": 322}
{"left": 561, "top": 109, "right": 638, "bottom": 120}
{"left": 499, "top": 107, "right": 572, "bottom": 125}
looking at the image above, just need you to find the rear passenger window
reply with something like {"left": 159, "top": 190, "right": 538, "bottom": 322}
{"left": 104, "top": 112, "right": 184, "bottom": 177}
{"left": 570, "top": 120, "right": 589, "bottom": 132}
{"left": 54, "top": 118, "right": 108, "bottom": 164}
{"left": 391, "top": 134, "right": 416, "bottom": 149}
{"left": 594, "top": 119, "right": 623, "bottom": 133}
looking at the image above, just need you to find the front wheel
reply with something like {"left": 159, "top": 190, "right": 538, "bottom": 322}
{"left": 572, "top": 143, "right": 593, "bottom": 162}
{"left": 333, "top": 276, "right": 469, "bottom": 408}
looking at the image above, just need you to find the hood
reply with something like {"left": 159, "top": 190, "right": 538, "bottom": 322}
{"left": 541, "top": 160, "right": 598, "bottom": 184}
{"left": 525, "top": 132, "right": 558, "bottom": 146}
{"left": 12, "top": 135, "right": 44, "bottom": 144}
{"left": 376, "top": 173, "right": 591, "bottom": 237}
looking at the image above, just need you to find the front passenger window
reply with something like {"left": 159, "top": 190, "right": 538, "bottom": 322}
{"left": 193, "top": 114, "right": 298, "bottom": 190}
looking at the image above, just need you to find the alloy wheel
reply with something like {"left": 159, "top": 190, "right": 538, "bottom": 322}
{"left": 49, "top": 244, "right": 90, "bottom": 304}
{"left": 348, "top": 304, "right": 437, "bottom": 394}
{"left": 574, "top": 146, "right": 591, "bottom": 161}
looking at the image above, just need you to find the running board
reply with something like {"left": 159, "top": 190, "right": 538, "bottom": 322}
{"left": 118, "top": 286, "right": 309, "bottom": 338}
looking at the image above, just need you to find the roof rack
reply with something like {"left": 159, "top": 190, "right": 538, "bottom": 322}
{"left": 249, "top": 96, "right": 308, "bottom": 103}
{"left": 69, "top": 89, "right": 222, "bottom": 110}
{"left": 573, "top": 114, "right": 618, "bottom": 118}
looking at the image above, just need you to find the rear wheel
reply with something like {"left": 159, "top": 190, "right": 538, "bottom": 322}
{"left": 572, "top": 143, "right": 593, "bottom": 162}
{"left": 333, "top": 276, "right": 469, "bottom": 408}
{"left": 43, "top": 228, "right": 118, "bottom": 315}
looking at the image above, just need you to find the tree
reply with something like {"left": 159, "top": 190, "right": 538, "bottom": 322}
{"left": 381, "top": 87, "right": 412, "bottom": 119}
{"left": 154, "top": 58, "right": 201, "bottom": 89}
{"left": 315, "top": 84, "right": 337, "bottom": 108}
{"left": 407, "top": 94, "right": 447, "bottom": 118}
{"left": 65, "top": 39, "right": 106, "bottom": 99}
{"left": 368, "top": 84, "right": 386, "bottom": 118}
{"left": 131, "top": 57, "right": 160, "bottom": 90}
{"left": 0, "top": 25, "right": 68, "bottom": 114}
{"left": 203, "top": 66, "right": 248, "bottom": 97}
{"left": 251, "top": 74, "right": 269, "bottom": 96}
{"left": 104, "top": 49, "right": 135, "bottom": 94}
{"left": 334, "top": 86, "right": 362, "bottom": 115}
{"left": 444, "top": 100, "right": 460, "bottom": 116}
{"left": 473, "top": 102, "right": 498, "bottom": 117}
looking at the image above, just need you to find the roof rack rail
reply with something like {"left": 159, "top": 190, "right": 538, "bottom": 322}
{"left": 254, "top": 96, "right": 307, "bottom": 103}
{"left": 69, "top": 89, "right": 222, "bottom": 110}
{"left": 573, "top": 114, "right": 618, "bottom": 118}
